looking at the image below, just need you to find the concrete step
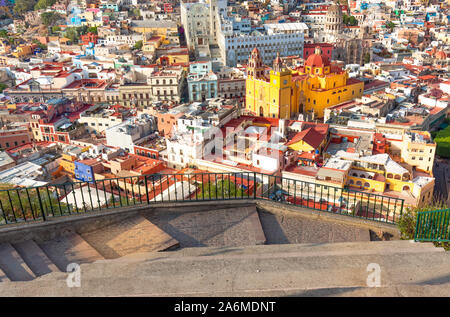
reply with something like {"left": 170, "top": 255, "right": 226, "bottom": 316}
{"left": 0, "top": 268, "right": 9, "bottom": 283}
{"left": 258, "top": 209, "right": 372, "bottom": 244}
{"left": 80, "top": 215, "right": 179, "bottom": 259}
{"left": 143, "top": 205, "right": 266, "bottom": 248}
{"left": 13, "top": 240, "right": 60, "bottom": 277}
{"left": 109, "top": 240, "right": 444, "bottom": 264}
{"left": 0, "top": 241, "right": 448, "bottom": 296}
{"left": 0, "top": 243, "right": 36, "bottom": 281}
{"left": 38, "top": 233, "right": 105, "bottom": 272}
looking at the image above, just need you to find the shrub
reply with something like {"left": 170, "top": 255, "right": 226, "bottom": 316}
{"left": 397, "top": 200, "right": 449, "bottom": 250}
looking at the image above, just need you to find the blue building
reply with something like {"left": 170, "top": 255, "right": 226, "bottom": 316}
{"left": 187, "top": 61, "right": 218, "bottom": 102}
{"left": 74, "top": 160, "right": 95, "bottom": 182}
{"left": 101, "top": 3, "right": 119, "bottom": 11}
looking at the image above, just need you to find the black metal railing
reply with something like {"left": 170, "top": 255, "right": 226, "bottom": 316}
{"left": 0, "top": 172, "right": 405, "bottom": 226}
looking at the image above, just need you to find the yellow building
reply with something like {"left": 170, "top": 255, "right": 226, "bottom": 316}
{"left": 130, "top": 21, "right": 178, "bottom": 38}
{"left": 60, "top": 154, "right": 76, "bottom": 174}
{"left": 245, "top": 47, "right": 364, "bottom": 119}
{"left": 345, "top": 153, "right": 435, "bottom": 208}
{"left": 12, "top": 44, "right": 33, "bottom": 58}
{"left": 142, "top": 36, "right": 163, "bottom": 53}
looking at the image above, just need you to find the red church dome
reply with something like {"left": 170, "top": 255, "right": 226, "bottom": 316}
{"left": 305, "top": 46, "right": 331, "bottom": 68}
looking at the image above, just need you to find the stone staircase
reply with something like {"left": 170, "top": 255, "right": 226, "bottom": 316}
{"left": 0, "top": 202, "right": 448, "bottom": 296}
{"left": 0, "top": 205, "right": 265, "bottom": 283}
{"left": 0, "top": 240, "right": 448, "bottom": 296}
{"left": 0, "top": 215, "right": 179, "bottom": 282}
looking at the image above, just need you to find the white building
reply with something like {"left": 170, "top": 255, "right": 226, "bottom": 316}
{"left": 105, "top": 114, "right": 157, "bottom": 153}
{"left": 180, "top": 0, "right": 227, "bottom": 57}
{"left": 79, "top": 105, "right": 127, "bottom": 133}
{"left": 217, "top": 22, "right": 307, "bottom": 66}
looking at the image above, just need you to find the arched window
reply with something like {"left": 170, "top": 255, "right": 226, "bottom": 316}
{"left": 349, "top": 179, "right": 354, "bottom": 184}
{"left": 387, "top": 173, "right": 393, "bottom": 179}
{"left": 403, "top": 185, "right": 410, "bottom": 191}
{"left": 356, "top": 181, "right": 362, "bottom": 186}
{"left": 394, "top": 175, "right": 401, "bottom": 180}
{"left": 364, "top": 182, "right": 370, "bottom": 188}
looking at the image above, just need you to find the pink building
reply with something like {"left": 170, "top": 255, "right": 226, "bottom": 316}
{"left": 303, "top": 43, "right": 333, "bottom": 61}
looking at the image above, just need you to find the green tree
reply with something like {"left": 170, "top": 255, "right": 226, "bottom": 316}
{"left": 0, "top": 30, "right": 8, "bottom": 39}
{"left": 34, "top": 0, "right": 56, "bottom": 10}
{"left": 363, "top": 52, "right": 370, "bottom": 64}
{"left": 133, "top": 40, "right": 143, "bottom": 50}
{"left": 196, "top": 180, "right": 245, "bottom": 200}
{"left": 13, "top": 0, "right": 37, "bottom": 16}
{"left": 0, "top": 83, "right": 7, "bottom": 93}
{"left": 398, "top": 201, "right": 449, "bottom": 250}
{"left": 343, "top": 14, "right": 349, "bottom": 25}
{"left": 131, "top": 8, "right": 140, "bottom": 17}
{"left": 32, "top": 39, "right": 47, "bottom": 50}
{"left": 40, "top": 11, "right": 62, "bottom": 26}
{"left": 386, "top": 21, "right": 396, "bottom": 30}
{"left": 65, "top": 28, "right": 79, "bottom": 43}
{"left": 434, "top": 125, "right": 450, "bottom": 158}
{"left": 76, "top": 25, "right": 88, "bottom": 36}
{"left": 87, "top": 26, "right": 98, "bottom": 34}
{"left": 51, "top": 25, "right": 61, "bottom": 34}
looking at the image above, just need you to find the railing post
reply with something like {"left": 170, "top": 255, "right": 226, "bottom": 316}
{"left": 400, "top": 199, "right": 404, "bottom": 219}
{"left": 36, "top": 187, "right": 46, "bottom": 222}
{"left": 145, "top": 175, "right": 149, "bottom": 204}
{"left": 414, "top": 212, "right": 421, "bottom": 242}
{"left": 253, "top": 172, "right": 257, "bottom": 199}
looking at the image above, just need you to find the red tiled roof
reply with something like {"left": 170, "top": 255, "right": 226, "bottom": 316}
{"left": 287, "top": 127, "right": 325, "bottom": 148}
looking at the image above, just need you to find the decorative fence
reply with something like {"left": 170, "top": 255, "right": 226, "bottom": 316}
{"left": 414, "top": 209, "right": 450, "bottom": 242}
{"left": 0, "top": 172, "right": 405, "bottom": 226}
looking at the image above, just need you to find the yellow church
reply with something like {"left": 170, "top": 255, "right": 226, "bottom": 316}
{"left": 245, "top": 47, "right": 364, "bottom": 119}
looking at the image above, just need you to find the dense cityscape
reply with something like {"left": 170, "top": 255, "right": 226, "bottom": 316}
{"left": 0, "top": 0, "right": 448, "bottom": 298}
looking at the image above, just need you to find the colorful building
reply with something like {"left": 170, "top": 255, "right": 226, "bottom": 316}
{"left": 80, "top": 32, "right": 98, "bottom": 46}
{"left": 187, "top": 61, "right": 218, "bottom": 102}
{"left": 303, "top": 43, "right": 333, "bottom": 61}
{"left": 245, "top": 47, "right": 364, "bottom": 119}
{"left": 12, "top": 44, "right": 34, "bottom": 58}
{"left": 59, "top": 153, "right": 76, "bottom": 174}
{"left": 74, "top": 159, "right": 104, "bottom": 182}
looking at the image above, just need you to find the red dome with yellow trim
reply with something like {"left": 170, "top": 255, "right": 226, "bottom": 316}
{"left": 305, "top": 46, "right": 331, "bottom": 68}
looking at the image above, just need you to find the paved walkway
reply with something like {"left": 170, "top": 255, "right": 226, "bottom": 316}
{"left": 258, "top": 210, "right": 370, "bottom": 244}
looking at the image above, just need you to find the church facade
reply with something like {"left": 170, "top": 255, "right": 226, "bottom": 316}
{"left": 245, "top": 47, "right": 364, "bottom": 119}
